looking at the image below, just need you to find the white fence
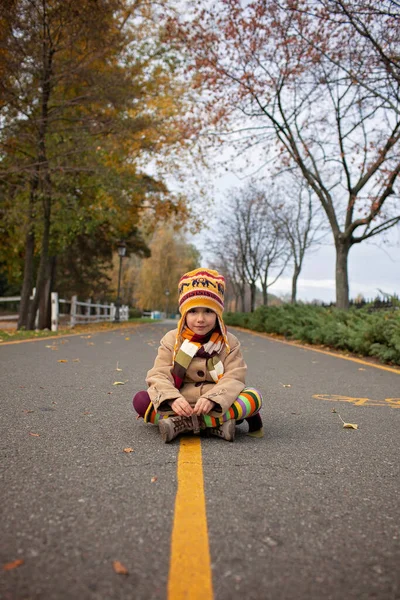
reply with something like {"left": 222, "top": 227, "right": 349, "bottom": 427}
{"left": 0, "top": 293, "right": 128, "bottom": 331}
{"left": 54, "top": 294, "right": 128, "bottom": 330}
{"left": 0, "top": 296, "right": 22, "bottom": 322}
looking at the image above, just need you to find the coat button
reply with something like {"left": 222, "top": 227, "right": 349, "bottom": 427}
{"left": 197, "top": 370, "right": 205, "bottom": 377}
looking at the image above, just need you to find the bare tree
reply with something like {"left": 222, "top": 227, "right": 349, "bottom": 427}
{"left": 170, "top": 0, "right": 400, "bottom": 309}
{"left": 270, "top": 178, "right": 327, "bottom": 303}
{"left": 207, "top": 183, "right": 291, "bottom": 311}
{"left": 206, "top": 217, "right": 248, "bottom": 311}
{"left": 312, "top": 0, "right": 400, "bottom": 111}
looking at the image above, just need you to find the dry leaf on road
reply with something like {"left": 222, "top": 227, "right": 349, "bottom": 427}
{"left": 3, "top": 559, "right": 24, "bottom": 571}
{"left": 151, "top": 476, "right": 158, "bottom": 483}
{"left": 115, "top": 362, "right": 122, "bottom": 372}
{"left": 113, "top": 381, "right": 125, "bottom": 386}
{"left": 29, "top": 432, "right": 40, "bottom": 437}
{"left": 123, "top": 448, "right": 134, "bottom": 453}
{"left": 57, "top": 359, "right": 68, "bottom": 363}
{"left": 335, "top": 412, "right": 358, "bottom": 430}
{"left": 72, "top": 358, "right": 80, "bottom": 362}
{"left": 125, "top": 337, "right": 130, "bottom": 341}
{"left": 112, "top": 561, "right": 128, "bottom": 575}
{"left": 279, "top": 382, "right": 291, "bottom": 388}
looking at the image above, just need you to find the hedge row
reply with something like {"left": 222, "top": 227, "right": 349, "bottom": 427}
{"left": 224, "top": 305, "right": 400, "bottom": 365}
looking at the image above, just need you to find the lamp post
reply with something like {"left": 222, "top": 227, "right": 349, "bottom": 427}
{"left": 164, "top": 288, "right": 170, "bottom": 318}
{"left": 115, "top": 241, "right": 126, "bottom": 322}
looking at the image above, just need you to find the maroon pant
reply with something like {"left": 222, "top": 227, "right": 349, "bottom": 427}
{"left": 132, "top": 390, "right": 152, "bottom": 417}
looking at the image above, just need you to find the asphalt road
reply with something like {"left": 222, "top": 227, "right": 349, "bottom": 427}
{"left": 1, "top": 321, "right": 399, "bottom": 600}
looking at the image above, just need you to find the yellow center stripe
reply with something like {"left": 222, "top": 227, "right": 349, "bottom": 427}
{"left": 168, "top": 437, "right": 213, "bottom": 600}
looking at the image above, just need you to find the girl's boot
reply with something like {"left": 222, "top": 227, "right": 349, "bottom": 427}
{"left": 209, "top": 419, "right": 236, "bottom": 442}
{"left": 159, "top": 415, "right": 201, "bottom": 443}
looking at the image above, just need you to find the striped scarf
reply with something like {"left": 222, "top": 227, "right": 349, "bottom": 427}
{"left": 172, "top": 327, "right": 225, "bottom": 389}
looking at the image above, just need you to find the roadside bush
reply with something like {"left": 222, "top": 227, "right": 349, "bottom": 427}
{"left": 224, "top": 305, "right": 400, "bottom": 365}
{"left": 129, "top": 307, "right": 142, "bottom": 319}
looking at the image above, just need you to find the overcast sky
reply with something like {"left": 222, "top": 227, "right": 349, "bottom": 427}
{"left": 195, "top": 170, "right": 400, "bottom": 304}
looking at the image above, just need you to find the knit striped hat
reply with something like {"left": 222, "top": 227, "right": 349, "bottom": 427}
{"left": 175, "top": 267, "right": 229, "bottom": 354}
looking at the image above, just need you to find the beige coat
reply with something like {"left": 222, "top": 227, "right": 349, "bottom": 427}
{"left": 146, "top": 328, "right": 246, "bottom": 417}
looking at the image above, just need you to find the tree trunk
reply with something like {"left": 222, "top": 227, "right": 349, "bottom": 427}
{"left": 38, "top": 255, "right": 56, "bottom": 329}
{"left": 261, "top": 283, "right": 268, "bottom": 306}
{"left": 28, "top": 194, "right": 51, "bottom": 329}
{"left": 240, "top": 285, "right": 246, "bottom": 312}
{"left": 335, "top": 236, "right": 351, "bottom": 310}
{"left": 18, "top": 181, "right": 37, "bottom": 329}
{"left": 291, "top": 264, "right": 301, "bottom": 304}
{"left": 27, "top": 32, "right": 54, "bottom": 329}
{"left": 250, "top": 281, "right": 256, "bottom": 312}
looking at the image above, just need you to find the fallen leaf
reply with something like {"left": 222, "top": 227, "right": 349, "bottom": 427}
{"left": 113, "top": 381, "right": 125, "bottom": 385}
{"left": 115, "top": 361, "right": 122, "bottom": 372}
{"left": 104, "top": 341, "right": 112, "bottom": 344}
{"left": 23, "top": 410, "right": 35, "bottom": 414}
{"left": 57, "top": 359, "right": 68, "bottom": 363}
{"left": 358, "top": 368, "right": 366, "bottom": 371}
{"left": 151, "top": 476, "right": 158, "bottom": 483}
{"left": 279, "top": 382, "right": 291, "bottom": 388}
{"left": 125, "top": 337, "right": 130, "bottom": 341}
{"left": 107, "top": 392, "right": 113, "bottom": 395}
{"left": 87, "top": 342, "right": 95, "bottom": 346}
{"left": 335, "top": 412, "right": 358, "bottom": 430}
{"left": 29, "top": 432, "right": 40, "bottom": 437}
{"left": 123, "top": 447, "right": 134, "bottom": 453}
{"left": 112, "top": 560, "right": 128, "bottom": 575}
{"left": 332, "top": 408, "right": 337, "bottom": 413}
{"left": 3, "top": 559, "right": 24, "bottom": 571}
{"left": 72, "top": 358, "right": 80, "bottom": 362}
{"left": 80, "top": 335, "right": 92, "bottom": 339}
{"left": 83, "top": 411, "right": 92, "bottom": 415}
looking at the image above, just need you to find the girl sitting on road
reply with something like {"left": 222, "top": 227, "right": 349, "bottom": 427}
{"left": 132, "top": 267, "right": 263, "bottom": 443}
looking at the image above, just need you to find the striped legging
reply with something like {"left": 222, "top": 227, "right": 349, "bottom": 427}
{"left": 133, "top": 387, "right": 262, "bottom": 428}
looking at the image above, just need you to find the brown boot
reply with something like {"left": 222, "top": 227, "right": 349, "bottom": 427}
{"left": 159, "top": 415, "right": 200, "bottom": 443}
{"left": 209, "top": 419, "right": 236, "bottom": 442}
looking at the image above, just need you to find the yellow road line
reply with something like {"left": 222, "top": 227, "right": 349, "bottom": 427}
{"left": 232, "top": 326, "right": 400, "bottom": 375}
{"left": 0, "top": 323, "right": 144, "bottom": 346}
{"left": 168, "top": 436, "right": 213, "bottom": 600}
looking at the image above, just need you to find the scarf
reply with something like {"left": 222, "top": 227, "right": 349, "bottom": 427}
{"left": 172, "top": 326, "right": 225, "bottom": 389}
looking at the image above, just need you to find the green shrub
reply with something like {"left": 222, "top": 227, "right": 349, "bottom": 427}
{"left": 129, "top": 307, "right": 142, "bottom": 319}
{"left": 225, "top": 305, "right": 400, "bottom": 365}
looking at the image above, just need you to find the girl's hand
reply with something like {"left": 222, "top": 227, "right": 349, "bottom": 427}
{"left": 193, "top": 397, "right": 215, "bottom": 415}
{"left": 171, "top": 397, "right": 193, "bottom": 417}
